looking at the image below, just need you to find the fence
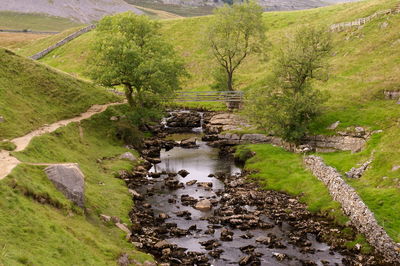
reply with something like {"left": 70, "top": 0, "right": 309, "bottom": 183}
{"left": 330, "top": 6, "right": 399, "bottom": 32}
{"left": 174, "top": 91, "right": 244, "bottom": 102}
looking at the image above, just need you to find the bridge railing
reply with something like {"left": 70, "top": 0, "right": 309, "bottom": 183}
{"left": 174, "top": 91, "right": 243, "bottom": 102}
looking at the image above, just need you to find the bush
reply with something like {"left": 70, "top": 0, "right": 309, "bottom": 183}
{"left": 245, "top": 27, "right": 332, "bottom": 143}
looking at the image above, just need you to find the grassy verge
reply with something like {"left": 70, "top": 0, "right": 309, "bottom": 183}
{"left": 0, "top": 105, "right": 153, "bottom": 265}
{"left": 0, "top": 11, "right": 81, "bottom": 31}
{"left": 0, "top": 48, "right": 117, "bottom": 140}
{"left": 236, "top": 144, "right": 347, "bottom": 221}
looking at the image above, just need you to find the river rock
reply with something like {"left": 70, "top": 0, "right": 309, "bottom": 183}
{"left": 155, "top": 240, "right": 172, "bottom": 249}
{"left": 256, "top": 236, "right": 271, "bottom": 245}
{"left": 44, "top": 163, "right": 85, "bottom": 207}
{"left": 180, "top": 137, "right": 198, "bottom": 148}
{"left": 186, "top": 180, "right": 197, "bottom": 186}
{"left": 195, "top": 199, "right": 212, "bottom": 211}
{"left": 128, "top": 189, "right": 143, "bottom": 200}
{"left": 220, "top": 228, "right": 233, "bottom": 241}
{"left": 197, "top": 182, "right": 213, "bottom": 189}
{"left": 166, "top": 111, "right": 201, "bottom": 128}
{"left": 181, "top": 194, "right": 198, "bottom": 206}
{"left": 178, "top": 169, "right": 190, "bottom": 177}
{"left": 273, "top": 252, "right": 287, "bottom": 261}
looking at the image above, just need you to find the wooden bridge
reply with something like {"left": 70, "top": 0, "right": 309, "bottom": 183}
{"left": 174, "top": 91, "right": 243, "bottom": 102}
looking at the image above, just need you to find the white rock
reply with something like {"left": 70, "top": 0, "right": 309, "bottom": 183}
{"left": 327, "top": 121, "right": 340, "bottom": 130}
{"left": 195, "top": 199, "right": 212, "bottom": 211}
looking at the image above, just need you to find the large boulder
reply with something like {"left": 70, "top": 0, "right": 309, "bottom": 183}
{"left": 45, "top": 164, "right": 85, "bottom": 207}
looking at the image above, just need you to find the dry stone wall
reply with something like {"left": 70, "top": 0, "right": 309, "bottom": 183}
{"left": 304, "top": 156, "right": 400, "bottom": 263}
{"left": 215, "top": 133, "right": 366, "bottom": 153}
{"left": 30, "top": 24, "right": 96, "bottom": 60}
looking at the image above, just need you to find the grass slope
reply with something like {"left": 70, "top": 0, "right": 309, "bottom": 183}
{"left": 0, "top": 11, "right": 81, "bottom": 31}
{"left": 0, "top": 106, "right": 153, "bottom": 265}
{"left": 0, "top": 48, "right": 117, "bottom": 140}
{"left": 14, "top": 26, "right": 86, "bottom": 57}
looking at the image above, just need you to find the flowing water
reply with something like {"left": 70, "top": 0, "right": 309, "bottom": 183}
{"left": 134, "top": 134, "right": 346, "bottom": 265}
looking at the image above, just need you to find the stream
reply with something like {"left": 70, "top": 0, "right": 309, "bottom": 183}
{"left": 129, "top": 131, "right": 348, "bottom": 265}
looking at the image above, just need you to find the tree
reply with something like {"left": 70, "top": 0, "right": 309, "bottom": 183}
{"left": 245, "top": 27, "right": 332, "bottom": 143}
{"left": 87, "top": 12, "right": 186, "bottom": 109}
{"left": 206, "top": 1, "right": 266, "bottom": 91}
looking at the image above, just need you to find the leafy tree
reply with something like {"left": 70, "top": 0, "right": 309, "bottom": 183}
{"left": 206, "top": 1, "right": 266, "bottom": 91}
{"left": 87, "top": 12, "right": 186, "bottom": 109}
{"left": 245, "top": 27, "right": 332, "bottom": 143}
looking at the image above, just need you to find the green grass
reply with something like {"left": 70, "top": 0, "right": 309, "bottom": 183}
{"left": 0, "top": 48, "right": 117, "bottom": 140}
{"left": 0, "top": 11, "right": 82, "bottom": 31}
{"left": 0, "top": 105, "right": 153, "bottom": 265}
{"left": 15, "top": 26, "right": 86, "bottom": 57}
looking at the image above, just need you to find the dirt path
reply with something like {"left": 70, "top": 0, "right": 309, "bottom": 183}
{"left": 0, "top": 102, "right": 123, "bottom": 180}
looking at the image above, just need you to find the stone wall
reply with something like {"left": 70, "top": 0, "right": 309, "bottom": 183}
{"left": 30, "top": 24, "right": 96, "bottom": 60}
{"left": 304, "top": 156, "right": 400, "bottom": 263}
{"left": 215, "top": 133, "right": 366, "bottom": 153}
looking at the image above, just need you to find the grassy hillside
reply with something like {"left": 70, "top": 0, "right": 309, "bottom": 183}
{"left": 0, "top": 48, "right": 117, "bottom": 140}
{"left": 124, "top": 0, "right": 214, "bottom": 17}
{"left": 0, "top": 32, "right": 49, "bottom": 51}
{"left": 0, "top": 106, "right": 153, "bottom": 265}
{"left": 13, "top": 26, "right": 85, "bottom": 57}
{"left": 14, "top": 0, "right": 400, "bottom": 243}
{"left": 0, "top": 11, "right": 81, "bottom": 31}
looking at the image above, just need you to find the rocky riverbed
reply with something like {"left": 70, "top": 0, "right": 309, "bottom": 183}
{"left": 118, "top": 110, "right": 385, "bottom": 265}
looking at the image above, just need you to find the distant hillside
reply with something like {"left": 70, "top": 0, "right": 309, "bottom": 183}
{"left": 0, "top": 48, "right": 116, "bottom": 139}
{"left": 0, "top": 0, "right": 143, "bottom": 23}
{"left": 125, "top": 0, "right": 362, "bottom": 16}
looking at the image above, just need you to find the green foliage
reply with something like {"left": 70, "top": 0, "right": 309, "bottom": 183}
{"left": 245, "top": 27, "right": 331, "bottom": 143}
{"left": 0, "top": 48, "right": 116, "bottom": 140}
{"left": 210, "top": 67, "right": 233, "bottom": 91}
{"left": 206, "top": 1, "right": 266, "bottom": 91}
{"left": 0, "top": 141, "right": 16, "bottom": 151}
{"left": 87, "top": 12, "right": 187, "bottom": 108}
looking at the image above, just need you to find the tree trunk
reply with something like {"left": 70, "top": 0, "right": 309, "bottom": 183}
{"left": 124, "top": 84, "right": 134, "bottom": 107}
{"left": 227, "top": 71, "right": 234, "bottom": 91}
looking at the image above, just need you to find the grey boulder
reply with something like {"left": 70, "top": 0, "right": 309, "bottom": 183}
{"left": 45, "top": 163, "right": 85, "bottom": 207}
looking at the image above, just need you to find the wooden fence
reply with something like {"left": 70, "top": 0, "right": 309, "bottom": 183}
{"left": 174, "top": 91, "right": 243, "bottom": 102}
